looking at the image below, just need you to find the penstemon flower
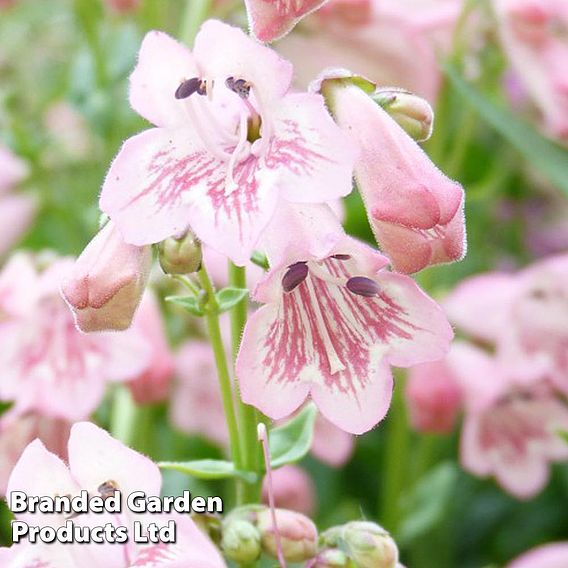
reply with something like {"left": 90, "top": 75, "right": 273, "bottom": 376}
{"left": 447, "top": 342, "right": 568, "bottom": 499}
{"left": 3, "top": 422, "right": 226, "bottom": 567}
{"left": 244, "top": 0, "right": 330, "bottom": 42}
{"left": 507, "top": 542, "right": 568, "bottom": 568}
{"left": 237, "top": 204, "right": 453, "bottom": 434}
{"left": 0, "top": 254, "right": 151, "bottom": 421}
{"left": 316, "top": 73, "right": 466, "bottom": 274}
{"left": 100, "top": 21, "right": 356, "bottom": 266}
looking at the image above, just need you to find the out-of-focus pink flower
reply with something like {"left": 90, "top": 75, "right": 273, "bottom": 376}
{"left": 0, "top": 144, "right": 35, "bottom": 256}
{"left": 508, "top": 542, "right": 568, "bottom": 568}
{"left": 237, "top": 204, "right": 453, "bottom": 434}
{"left": 105, "top": 0, "right": 141, "bottom": 13}
{"left": 61, "top": 221, "right": 152, "bottom": 332}
{"left": 4, "top": 422, "right": 225, "bottom": 567}
{"left": 262, "top": 465, "right": 316, "bottom": 515}
{"left": 494, "top": 0, "right": 568, "bottom": 140}
{"left": 245, "top": 0, "right": 330, "bottom": 42}
{"left": 0, "top": 411, "right": 70, "bottom": 496}
{"left": 406, "top": 358, "right": 462, "bottom": 434}
{"left": 277, "top": 0, "right": 460, "bottom": 101}
{"left": 326, "top": 81, "right": 466, "bottom": 274}
{"left": 311, "top": 413, "right": 353, "bottom": 466}
{"left": 170, "top": 339, "right": 230, "bottom": 445}
{"left": 100, "top": 22, "right": 356, "bottom": 266}
{"left": 449, "top": 342, "right": 568, "bottom": 499}
{"left": 127, "top": 293, "right": 175, "bottom": 404}
{"left": 0, "top": 254, "right": 151, "bottom": 421}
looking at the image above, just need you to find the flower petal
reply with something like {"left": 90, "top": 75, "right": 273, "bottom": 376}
{"left": 271, "top": 93, "right": 356, "bottom": 206}
{"left": 67, "top": 422, "right": 161, "bottom": 501}
{"left": 193, "top": 20, "right": 293, "bottom": 101}
{"left": 245, "top": 0, "right": 330, "bottom": 42}
{"left": 129, "top": 31, "right": 199, "bottom": 128}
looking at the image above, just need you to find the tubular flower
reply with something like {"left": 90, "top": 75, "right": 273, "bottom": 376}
{"left": 237, "top": 204, "right": 453, "bottom": 434}
{"left": 321, "top": 77, "right": 466, "bottom": 274}
{"left": 100, "top": 21, "right": 356, "bottom": 266}
{"left": 61, "top": 221, "right": 152, "bottom": 332}
{"left": 245, "top": 0, "right": 330, "bottom": 42}
{"left": 448, "top": 342, "right": 568, "bottom": 499}
{"left": 0, "top": 254, "right": 151, "bottom": 421}
{"left": 508, "top": 542, "right": 568, "bottom": 568}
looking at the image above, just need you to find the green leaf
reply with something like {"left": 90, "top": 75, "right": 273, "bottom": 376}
{"left": 269, "top": 404, "right": 317, "bottom": 468}
{"left": 216, "top": 287, "right": 249, "bottom": 313}
{"left": 398, "top": 462, "right": 458, "bottom": 545}
{"left": 557, "top": 430, "right": 568, "bottom": 445}
{"left": 444, "top": 64, "right": 568, "bottom": 195}
{"left": 165, "top": 295, "right": 204, "bottom": 317}
{"left": 158, "top": 459, "right": 257, "bottom": 483}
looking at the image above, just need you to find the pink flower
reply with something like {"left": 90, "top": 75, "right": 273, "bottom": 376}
{"left": 127, "top": 293, "right": 175, "bottom": 404}
{"left": 237, "top": 204, "right": 453, "bottom": 434}
{"left": 245, "top": 0, "right": 330, "bottom": 42}
{"left": 100, "top": 21, "right": 356, "bottom": 266}
{"left": 170, "top": 339, "right": 230, "bottom": 446}
{"left": 0, "top": 143, "right": 28, "bottom": 192}
{"left": 311, "top": 412, "right": 354, "bottom": 466}
{"left": 277, "top": 0, "right": 460, "bottom": 101}
{"left": 507, "top": 542, "right": 568, "bottom": 568}
{"left": 4, "top": 422, "right": 225, "bottom": 567}
{"left": 105, "top": 0, "right": 140, "bottom": 13}
{"left": 406, "top": 358, "right": 462, "bottom": 434}
{"left": 326, "top": 81, "right": 466, "bottom": 273}
{"left": 493, "top": 0, "right": 568, "bottom": 140}
{"left": 448, "top": 342, "right": 568, "bottom": 499}
{"left": 262, "top": 464, "right": 316, "bottom": 515}
{"left": 0, "top": 254, "right": 151, "bottom": 421}
{"left": 0, "top": 411, "right": 70, "bottom": 496}
{"left": 0, "top": 144, "right": 36, "bottom": 256}
{"left": 61, "top": 221, "right": 152, "bottom": 332}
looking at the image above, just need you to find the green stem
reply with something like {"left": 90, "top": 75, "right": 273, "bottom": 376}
{"left": 110, "top": 386, "right": 138, "bottom": 447}
{"left": 180, "top": 0, "right": 212, "bottom": 45}
{"left": 380, "top": 372, "right": 411, "bottom": 534}
{"left": 229, "top": 263, "right": 263, "bottom": 504}
{"left": 198, "top": 266, "right": 243, "bottom": 476}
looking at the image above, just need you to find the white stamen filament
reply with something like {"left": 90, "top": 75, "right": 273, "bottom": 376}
{"left": 304, "top": 275, "right": 346, "bottom": 374}
{"left": 225, "top": 110, "right": 251, "bottom": 195}
{"left": 250, "top": 86, "right": 274, "bottom": 158}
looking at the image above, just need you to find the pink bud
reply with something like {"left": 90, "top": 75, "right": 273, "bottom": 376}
{"left": 262, "top": 465, "right": 316, "bottom": 516}
{"left": 329, "top": 82, "right": 466, "bottom": 273}
{"left": 61, "top": 222, "right": 152, "bottom": 332}
{"left": 257, "top": 508, "right": 318, "bottom": 562}
{"left": 104, "top": 0, "right": 140, "bottom": 13}
{"left": 406, "top": 359, "right": 463, "bottom": 433}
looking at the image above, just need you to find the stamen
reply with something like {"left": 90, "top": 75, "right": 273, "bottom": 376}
{"left": 98, "top": 480, "right": 119, "bottom": 501}
{"left": 282, "top": 262, "right": 308, "bottom": 292}
{"left": 332, "top": 254, "right": 351, "bottom": 260}
{"left": 175, "top": 77, "right": 206, "bottom": 99}
{"left": 225, "top": 110, "right": 251, "bottom": 194}
{"left": 226, "top": 76, "right": 252, "bottom": 99}
{"left": 346, "top": 276, "right": 380, "bottom": 297}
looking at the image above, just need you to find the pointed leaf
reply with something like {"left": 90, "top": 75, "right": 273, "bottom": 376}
{"left": 269, "top": 404, "right": 317, "bottom": 468}
{"left": 445, "top": 64, "right": 568, "bottom": 195}
{"left": 158, "top": 459, "right": 257, "bottom": 483}
{"left": 216, "top": 287, "right": 249, "bottom": 313}
{"left": 166, "top": 295, "right": 204, "bottom": 316}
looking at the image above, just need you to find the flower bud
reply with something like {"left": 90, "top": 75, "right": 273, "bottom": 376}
{"left": 61, "top": 221, "right": 152, "bottom": 332}
{"left": 157, "top": 231, "right": 202, "bottom": 275}
{"left": 257, "top": 508, "right": 318, "bottom": 562}
{"left": 310, "top": 548, "right": 353, "bottom": 568}
{"left": 373, "top": 89, "right": 434, "bottom": 142}
{"left": 342, "top": 521, "right": 399, "bottom": 568}
{"left": 221, "top": 519, "right": 261, "bottom": 564}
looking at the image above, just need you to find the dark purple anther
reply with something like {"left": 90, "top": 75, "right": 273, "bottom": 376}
{"left": 332, "top": 254, "right": 351, "bottom": 260}
{"left": 226, "top": 76, "right": 251, "bottom": 99}
{"left": 175, "top": 77, "right": 206, "bottom": 99}
{"left": 346, "top": 276, "right": 380, "bottom": 297}
{"left": 282, "top": 262, "right": 309, "bottom": 293}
